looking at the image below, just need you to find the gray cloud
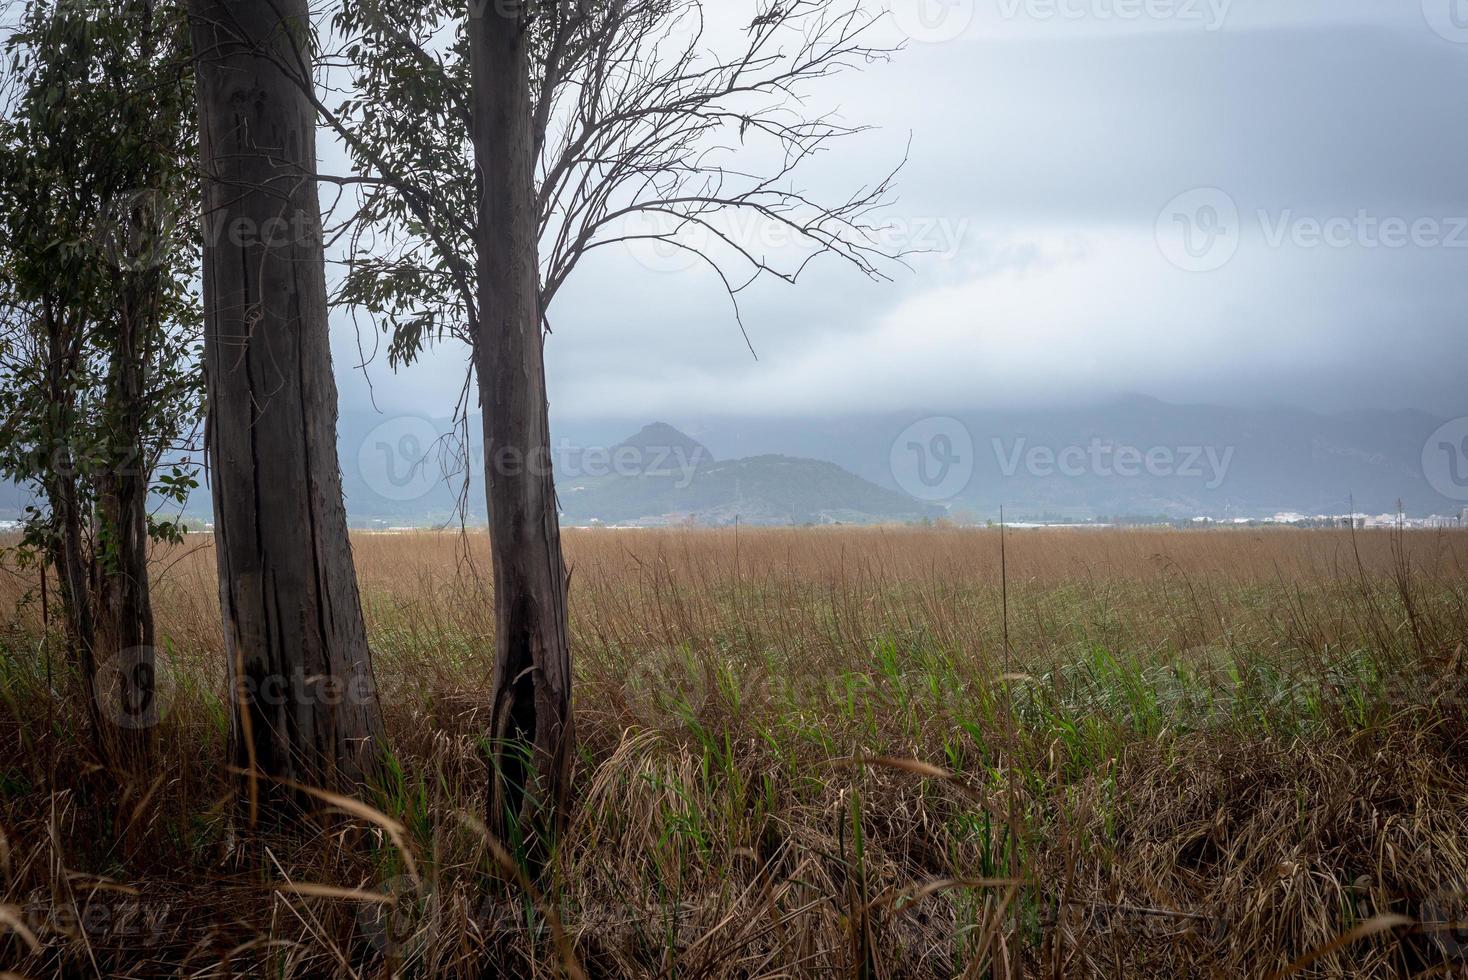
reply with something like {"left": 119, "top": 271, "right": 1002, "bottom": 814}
{"left": 331, "top": 0, "right": 1468, "bottom": 423}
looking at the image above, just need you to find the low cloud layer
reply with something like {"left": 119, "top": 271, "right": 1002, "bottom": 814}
{"left": 332, "top": 0, "right": 1468, "bottom": 422}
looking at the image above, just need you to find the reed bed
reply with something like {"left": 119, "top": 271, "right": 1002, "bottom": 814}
{"left": 1, "top": 526, "right": 1466, "bottom": 977}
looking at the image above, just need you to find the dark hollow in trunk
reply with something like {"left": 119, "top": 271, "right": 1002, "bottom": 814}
{"left": 189, "top": 0, "right": 383, "bottom": 807}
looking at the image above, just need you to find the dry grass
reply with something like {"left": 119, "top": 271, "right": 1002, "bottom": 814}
{"left": 2, "top": 525, "right": 1468, "bottom": 977}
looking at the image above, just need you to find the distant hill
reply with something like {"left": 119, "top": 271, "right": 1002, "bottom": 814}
{"left": 612, "top": 422, "right": 715, "bottom": 466}
{"left": 552, "top": 397, "right": 1468, "bottom": 521}
{"left": 11, "top": 398, "right": 1463, "bottom": 526}
{"left": 328, "top": 416, "right": 940, "bottom": 526}
{"left": 559, "top": 443, "right": 943, "bottom": 526}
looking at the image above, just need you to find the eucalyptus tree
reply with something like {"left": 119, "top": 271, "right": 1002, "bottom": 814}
{"left": 186, "top": 0, "right": 383, "bottom": 810}
{"left": 307, "top": 0, "right": 903, "bottom": 845}
{"left": 0, "top": 0, "right": 201, "bottom": 771}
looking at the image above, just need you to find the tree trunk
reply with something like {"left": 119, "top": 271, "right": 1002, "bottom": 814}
{"left": 467, "top": 0, "right": 574, "bottom": 853}
{"left": 92, "top": 0, "right": 162, "bottom": 777}
{"left": 188, "top": 0, "right": 383, "bottom": 807}
{"left": 40, "top": 312, "right": 103, "bottom": 747}
{"left": 93, "top": 302, "right": 158, "bottom": 769}
{"left": 47, "top": 470, "right": 100, "bottom": 741}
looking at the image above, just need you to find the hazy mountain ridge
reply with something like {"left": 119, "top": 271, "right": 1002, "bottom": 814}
{"left": 613, "top": 421, "right": 715, "bottom": 464}
{"left": 549, "top": 397, "right": 1467, "bottom": 521}
{"left": 236, "top": 397, "right": 1468, "bottom": 524}
{"left": 6, "top": 398, "right": 1461, "bottom": 525}
{"left": 560, "top": 451, "right": 943, "bottom": 526}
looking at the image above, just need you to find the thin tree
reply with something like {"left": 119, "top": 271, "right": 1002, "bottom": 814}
{"left": 187, "top": 0, "right": 383, "bottom": 812}
{"left": 292, "top": 0, "right": 904, "bottom": 844}
{"left": 0, "top": 0, "right": 201, "bottom": 773}
{"left": 465, "top": 1, "right": 575, "bottom": 847}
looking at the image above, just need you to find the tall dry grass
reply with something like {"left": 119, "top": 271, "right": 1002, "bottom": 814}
{"left": 1, "top": 526, "right": 1467, "bottom": 977}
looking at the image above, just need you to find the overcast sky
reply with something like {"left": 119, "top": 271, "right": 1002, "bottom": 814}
{"left": 332, "top": 0, "right": 1468, "bottom": 422}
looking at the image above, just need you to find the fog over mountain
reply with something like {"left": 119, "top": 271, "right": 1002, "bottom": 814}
{"left": 267, "top": 0, "right": 1468, "bottom": 530}
{"left": 326, "top": 0, "right": 1468, "bottom": 427}
{"left": 302, "top": 397, "right": 1468, "bottom": 526}
{"left": 9, "top": 2, "right": 1463, "bottom": 529}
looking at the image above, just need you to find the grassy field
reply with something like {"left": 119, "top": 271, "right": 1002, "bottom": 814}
{"left": 2, "top": 526, "right": 1467, "bottom": 977}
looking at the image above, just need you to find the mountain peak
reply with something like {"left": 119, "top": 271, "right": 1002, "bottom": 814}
{"left": 616, "top": 422, "right": 714, "bottom": 463}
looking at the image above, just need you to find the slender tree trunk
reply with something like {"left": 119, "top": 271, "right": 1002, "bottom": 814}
{"left": 94, "top": 0, "right": 162, "bottom": 775}
{"left": 41, "top": 313, "right": 102, "bottom": 746}
{"left": 188, "top": 0, "right": 383, "bottom": 806}
{"left": 94, "top": 302, "right": 158, "bottom": 768}
{"left": 467, "top": 0, "right": 574, "bottom": 851}
{"left": 48, "top": 471, "right": 100, "bottom": 740}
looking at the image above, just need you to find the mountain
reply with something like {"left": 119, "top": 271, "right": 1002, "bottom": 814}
{"left": 11, "top": 398, "right": 1463, "bottom": 527}
{"left": 542, "top": 396, "right": 1468, "bottom": 521}
{"left": 326, "top": 416, "right": 940, "bottom": 526}
{"left": 559, "top": 448, "right": 943, "bottom": 526}
{"left": 557, "top": 422, "right": 940, "bottom": 525}
{"left": 613, "top": 422, "right": 714, "bottom": 465}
